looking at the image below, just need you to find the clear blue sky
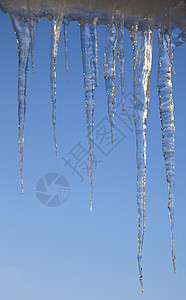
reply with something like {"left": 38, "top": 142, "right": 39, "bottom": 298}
{"left": 0, "top": 9, "right": 185, "bottom": 299}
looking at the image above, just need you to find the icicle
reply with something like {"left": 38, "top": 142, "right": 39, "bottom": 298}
{"left": 89, "top": 19, "right": 98, "bottom": 87}
{"left": 50, "top": 16, "right": 63, "bottom": 155}
{"left": 10, "top": 16, "right": 32, "bottom": 193}
{"left": 80, "top": 22, "right": 96, "bottom": 212}
{"left": 104, "top": 18, "right": 117, "bottom": 147}
{"left": 117, "top": 15, "right": 125, "bottom": 125}
{"left": 63, "top": 18, "right": 69, "bottom": 79}
{"left": 157, "top": 25, "right": 184, "bottom": 275}
{"left": 29, "top": 19, "right": 38, "bottom": 73}
{"left": 130, "top": 23, "right": 153, "bottom": 292}
{"left": 27, "top": 0, "right": 38, "bottom": 73}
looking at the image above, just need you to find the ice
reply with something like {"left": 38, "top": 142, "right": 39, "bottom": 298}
{"left": 0, "top": 0, "right": 185, "bottom": 292}
{"left": 130, "top": 23, "right": 153, "bottom": 292}
{"left": 50, "top": 16, "right": 63, "bottom": 155}
{"left": 117, "top": 14, "right": 125, "bottom": 124}
{"left": 27, "top": 0, "right": 38, "bottom": 72}
{"left": 63, "top": 18, "right": 70, "bottom": 79}
{"left": 157, "top": 24, "right": 185, "bottom": 275}
{"left": 80, "top": 22, "right": 96, "bottom": 211}
{"left": 10, "top": 16, "right": 32, "bottom": 193}
{"left": 104, "top": 18, "right": 117, "bottom": 146}
{"left": 90, "top": 19, "right": 99, "bottom": 88}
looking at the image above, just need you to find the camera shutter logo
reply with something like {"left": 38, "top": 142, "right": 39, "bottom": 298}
{"left": 35, "top": 173, "right": 70, "bottom": 207}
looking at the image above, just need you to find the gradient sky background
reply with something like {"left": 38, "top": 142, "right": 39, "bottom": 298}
{"left": 0, "top": 9, "right": 185, "bottom": 300}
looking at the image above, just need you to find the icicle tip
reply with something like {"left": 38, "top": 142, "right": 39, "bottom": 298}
{"left": 173, "top": 257, "right": 176, "bottom": 274}
{"left": 55, "top": 145, "right": 58, "bottom": 156}
{"left": 21, "top": 180, "right": 24, "bottom": 194}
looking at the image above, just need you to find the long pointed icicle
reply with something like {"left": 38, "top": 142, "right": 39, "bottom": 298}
{"left": 130, "top": 24, "right": 153, "bottom": 292}
{"left": 117, "top": 15, "right": 125, "bottom": 125}
{"left": 157, "top": 25, "right": 185, "bottom": 275}
{"left": 29, "top": 19, "right": 38, "bottom": 73}
{"left": 27, "top": 0, "right": 38, "bottom": 73}
{"left": 80, "top": 23, "right": 96, "bottom": 212}
{"left": 11, "top": 16, "right": 32, "bottom": 193}
{"left": 63, "top": 18, "right": 69, "bottom": 79}
{"left": 50, "top": 17, "right": 63, "bottom": 155}
{"left": 104, "top": 19, "right": 117, "bottom": 146}
{"left": 89, "top": 19, "right": 98, "bottom": 88}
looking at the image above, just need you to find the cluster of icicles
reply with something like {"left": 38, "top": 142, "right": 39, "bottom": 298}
{"left": 8, "top": 9, "right": 184, "bottom": 292}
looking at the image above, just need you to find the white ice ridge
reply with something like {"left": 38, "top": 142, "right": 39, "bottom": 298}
{"left": 0, "top": 0, "right": 185, "bottom": 293}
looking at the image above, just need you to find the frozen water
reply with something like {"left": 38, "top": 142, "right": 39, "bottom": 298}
{"left": 130, "top": 23, "right": 153, "bottom": 292}
{"left": 157, "top": 24, "right": 185, "bottom": 275}
{"left": 50, "top": 16, "right": 63, "bottom": 155}
{"left": 80, "top": 22, "right": 96, "bottom": 211}
{"left": 117, "top": 14, "right": 125, "bottom": 125}
{"left": 104, "top": 18, "right": 117, "bottom": 146}
{"left": 0, "top": 0, "right": 185, "bottom": 292}
{"left": 63, "top": 18, "right": 70, "bottom": 79}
